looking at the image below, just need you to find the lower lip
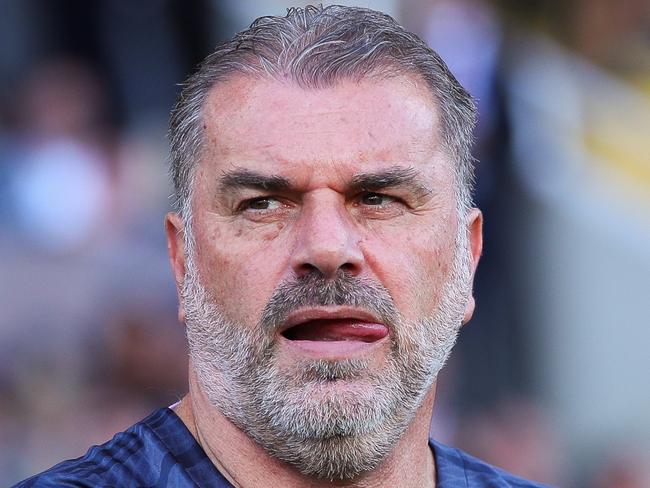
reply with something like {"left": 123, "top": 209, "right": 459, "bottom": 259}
{"left": 280, "top": 336, "right": 388, "bottom": 358}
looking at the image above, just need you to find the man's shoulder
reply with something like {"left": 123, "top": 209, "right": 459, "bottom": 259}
{"left": 12, "top": 408, "right": 221, "bottom": 488}
{"left": 431, "top": 439, "right": 553, "bottom": 488}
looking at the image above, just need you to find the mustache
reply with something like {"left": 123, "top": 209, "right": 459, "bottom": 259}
{"left": 259, "top": 271, "right": 400, "bottom": 332}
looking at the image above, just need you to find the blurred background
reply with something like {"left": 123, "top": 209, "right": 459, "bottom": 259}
{"left": 1, "top": 0, "right": 649, "bottom": 486}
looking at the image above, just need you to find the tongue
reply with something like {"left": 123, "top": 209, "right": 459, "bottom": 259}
{"left": 285, "top": 319, "right": 388, "bottom": 342}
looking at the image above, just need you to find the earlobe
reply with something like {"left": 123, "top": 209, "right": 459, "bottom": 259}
{"left": 165, "top": 212, "right": 187, "bottom": 323}
{"left": 463, "top": 296, "right": 476, "bottom": 324}
{"left": 462, "top": 208, "right": 483, "bottom": 325}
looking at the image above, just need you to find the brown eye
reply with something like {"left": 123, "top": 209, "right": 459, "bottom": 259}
{"left": 241, "top": 197, "right": 282, "bottom": 211}
{"left": 360, "top": 193, "right": 394, "bottom": 206}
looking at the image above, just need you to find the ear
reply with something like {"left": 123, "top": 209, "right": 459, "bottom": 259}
{"left": 462, "top": 208, "right": 483, "bottom": 325}
{"left": 165, "top": 212, "right": 187, "bottom": 323}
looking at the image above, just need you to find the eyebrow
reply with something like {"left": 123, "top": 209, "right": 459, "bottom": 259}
{"left": 218, "top": 169, "right": 292, "bottom": 193}
{"left": 349, "top": 166, "right": 431, "bottom": 198}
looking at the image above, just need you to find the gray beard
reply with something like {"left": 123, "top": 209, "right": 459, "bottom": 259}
{"left": 182, "top": 235, "right": 471, "bottom": 481}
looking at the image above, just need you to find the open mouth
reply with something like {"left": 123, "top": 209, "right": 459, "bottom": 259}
{"left": 281, "top": 318, "right": 389, "bottom": 343}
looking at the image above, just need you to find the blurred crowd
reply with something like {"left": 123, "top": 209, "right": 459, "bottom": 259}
{"left": 1, "top": 1, "right": 649, "bottom": 486}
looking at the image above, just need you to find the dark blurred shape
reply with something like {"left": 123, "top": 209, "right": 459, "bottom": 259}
{"left": 93, "top": 306, "right": 188, "bottom": 407}
{"left": 20, "top": 60, "right": 109, "bottom": 138}
{"left": 455, "top": 398, "right": 563, "bottom": 486}
{"left": 8, "top": 59, "right": 115, "bottom": 254}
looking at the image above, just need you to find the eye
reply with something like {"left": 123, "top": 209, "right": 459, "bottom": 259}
{"left": 359, "top": 192, "right": 396, "bottom": 206}
{"left": 239, "top": 197, "right": 283, "bottom": 212}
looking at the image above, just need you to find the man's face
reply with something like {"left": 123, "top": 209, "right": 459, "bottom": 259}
{"left": 167, "top": 75, "right": 481, "bottom": 479}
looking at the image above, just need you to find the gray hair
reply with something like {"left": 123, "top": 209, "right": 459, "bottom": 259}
{"left": 169, "top": 4, "right": 476, "bottom": 229}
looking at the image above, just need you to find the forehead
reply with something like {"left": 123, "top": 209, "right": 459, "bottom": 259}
{"left": 200, "top": 75, "right": 448, "bottom": 182}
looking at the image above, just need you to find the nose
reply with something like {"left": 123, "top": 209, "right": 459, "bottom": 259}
{"left": 290, "top": 193, "right": 364, "bottom": 279}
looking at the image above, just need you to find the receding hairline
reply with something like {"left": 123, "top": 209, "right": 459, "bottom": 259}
{"left": 203, "top": 62, "right": 438, "bottom": 98}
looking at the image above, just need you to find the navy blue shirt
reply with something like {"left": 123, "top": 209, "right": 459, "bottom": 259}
{"left": 14, "top": 408, "right": 551, "bottom": 487}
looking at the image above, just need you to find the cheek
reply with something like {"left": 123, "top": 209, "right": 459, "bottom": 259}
{"left": 193, "top": 221, "right": 289, "bottom": 324}
{"left": 363, "top": 224, "right": 457, "bottom": 319}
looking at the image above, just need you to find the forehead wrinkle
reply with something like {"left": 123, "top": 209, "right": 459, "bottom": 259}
{"left": 204, "top": 76, "right": 441, "bottom": 142}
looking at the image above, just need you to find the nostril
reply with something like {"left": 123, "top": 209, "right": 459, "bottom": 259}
{"left": 294, "top": 263, "right": 315, "bottom": 278}
{"left": 340, "top": 262, "right": 358, "bottom": 273}
{"left": 295, "top": 261, "right": 360, "bottom": 279}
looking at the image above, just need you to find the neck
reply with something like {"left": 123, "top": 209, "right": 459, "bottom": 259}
{"left": 174, "top": 369, "right": 437, "bottom": 488}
